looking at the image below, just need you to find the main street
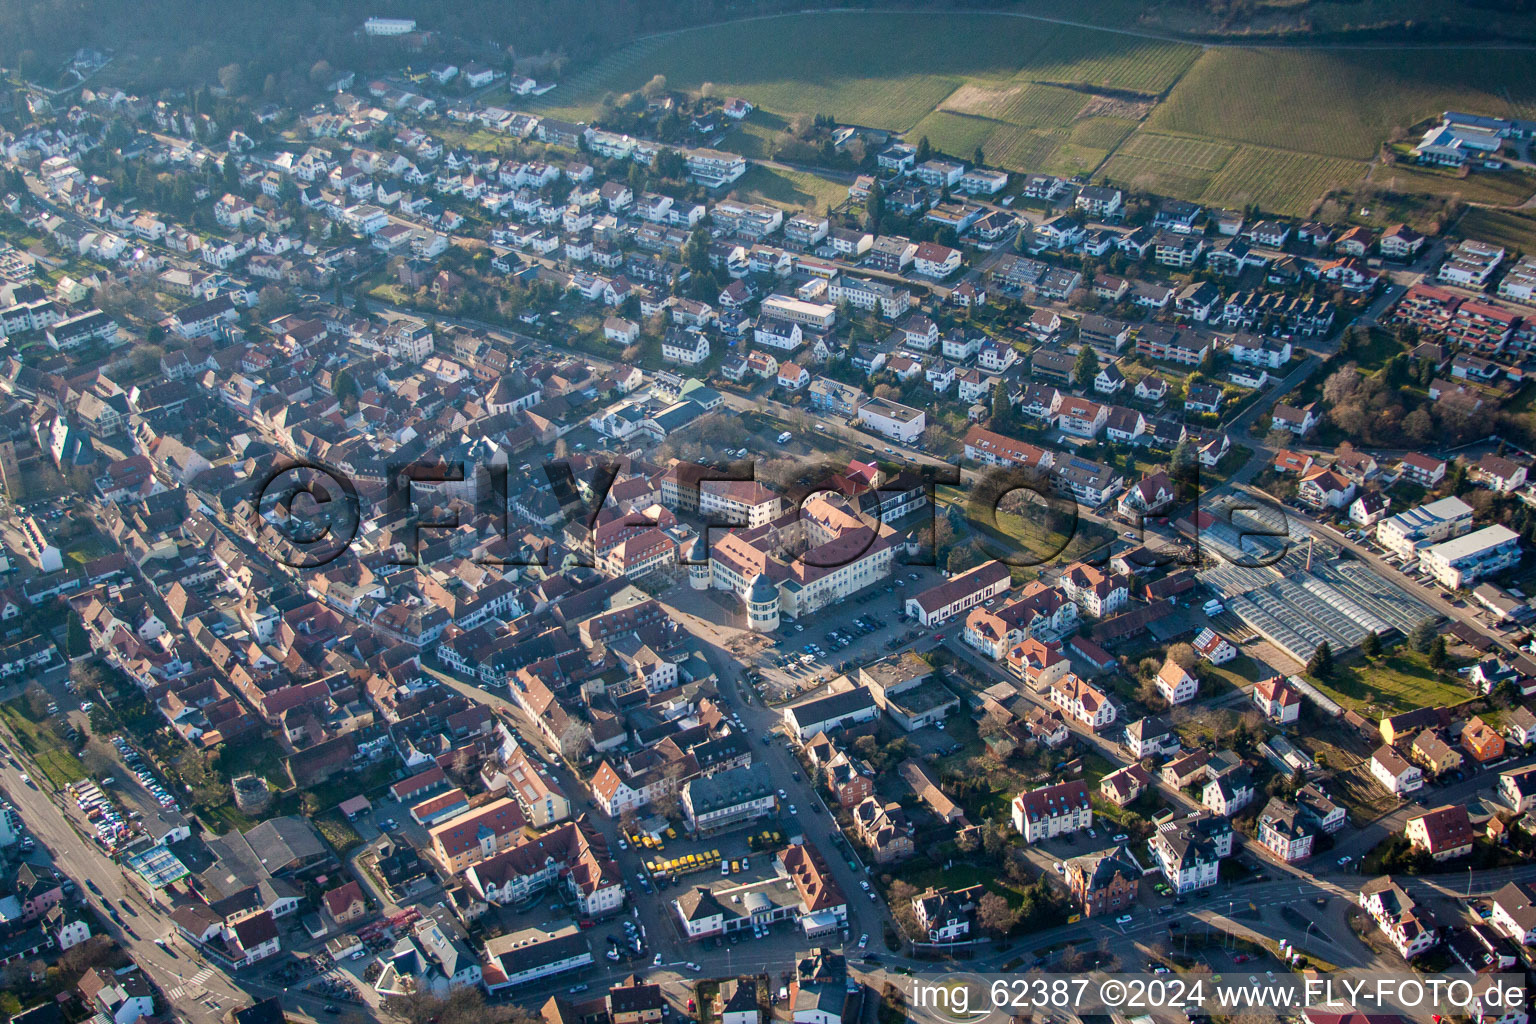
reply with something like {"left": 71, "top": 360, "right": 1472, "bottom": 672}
{"left": 0, "top": 740, "right": 356, "bottom": 1024}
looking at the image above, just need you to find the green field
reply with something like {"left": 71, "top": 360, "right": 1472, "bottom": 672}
{"left": 724, "top": 165, "right": 850, "bottom": 212}
{"left": 1150, "top": 47, "right": 1536, "bottom": 160}
{"left": 1307, "top": 651, "right": 1470, "bottom": 716}
{"left": 0, "top": 701, "right": 87, "bottom": 789}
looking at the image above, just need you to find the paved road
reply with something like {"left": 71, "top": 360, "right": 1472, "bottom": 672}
{"left": 0, "top": 738, "right": 342, "bottom": 1023}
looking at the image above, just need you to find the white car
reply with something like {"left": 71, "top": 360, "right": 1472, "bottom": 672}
{"left": 1053, "top": 862, "right": 1065, "bottom": 874}
{"left": 1337, "top": 855, "right": 1353, "bottom": 866}
{"left": 653, "top": 954, "right": 663, "bottom": 966}
{"left": 860, "top": 880, "right": 871, "bottom": 892}
{"left": 858, "top": 933, "right": 869, "bottom": 949}
{"left": 1115, "top": 914, "right": 1133, "bottom": 925}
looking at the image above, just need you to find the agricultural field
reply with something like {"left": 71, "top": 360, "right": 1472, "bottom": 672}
{"left": 1199, "top": 146, "right": 1369, "bottom": 218}
{"left": 1006, "top": 23, "right": 1200, "bottom": 95}
{"left": 533, "top": 11, "right": 1199, "bottom": 129}
{"left": 1455, "top": 208, "right": 1536, "bottom": 254}
{"left": 530, "top": 10, "right": 1536, "bottom": 219}
{"left": 940, "top": 81, "right": 1091, "bottom": 131}
{"left": 1098, "top": 131, "right": 1236, "bottom": 201}
{"left": 1366, "top": 163, "right": 1536, "bottom": 208}
{"left": 1151, "top": 47, "right": 1536, "bottom": 161}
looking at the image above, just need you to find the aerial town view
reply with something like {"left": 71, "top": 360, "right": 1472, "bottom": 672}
{"left": 3, "top": 2, "right": 1536, "bottom": 1024}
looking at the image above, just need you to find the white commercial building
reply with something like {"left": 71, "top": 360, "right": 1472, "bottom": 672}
{"left": 1375, "top": 496, "right": 1475, "bottom": 561}
{"left": 857, "top": 397, "right": 925, "bottom": 443}
{"left": 1421, "top": 524, "right": 1521, "bottom": 589}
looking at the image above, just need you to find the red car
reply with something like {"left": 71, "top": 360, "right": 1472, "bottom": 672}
{"left": 579, "top": 919, "right": 595, "bottom": 929}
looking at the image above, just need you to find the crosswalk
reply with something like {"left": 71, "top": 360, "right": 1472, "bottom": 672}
{"left": 165, "top": 966, "right": 214, "bottom": 999}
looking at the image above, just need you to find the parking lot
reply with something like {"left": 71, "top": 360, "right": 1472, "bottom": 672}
{"left": 752, "top": 567, "right": 947, "bottom": 699}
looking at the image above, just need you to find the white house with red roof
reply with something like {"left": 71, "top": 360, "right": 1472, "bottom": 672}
{"left": 1252, "top": 676, "right": 1301, "bottom": 723}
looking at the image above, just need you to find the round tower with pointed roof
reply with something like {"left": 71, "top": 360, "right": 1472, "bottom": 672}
{"left": 745, "top": 572, "right": 780, "bottom": 632}
{"left": 687, "top": 535, "right": 710, "bottom": 590}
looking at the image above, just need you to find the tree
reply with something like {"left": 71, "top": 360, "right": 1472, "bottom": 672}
{"left": 1403, "top": 407, "right": 1434, "bottom": 444}
{"left": 973, "top": 145, "right": 986, "bottom": 168}
{"left": 65, "top": 612, "right": 90, "bottom": 657}
{"left": 1322, "top": 365, "right": 1361, "bottom": 407}
{"left": 1428, "top": 635, "right": 1449, "bottom": 670}
{"left": 1360, "top": 631, "right": 1382, "bottom": 659}
{"left": 557, "top": 721, "right": 592, "bottom": 760}
{"left": 887, "top": 879, "right": 921, "bottom": 936}
{"left": 1306, "top": 640, "right": 1333, "bottom": 679}
{"left": 1170, "top": 437, "right": 1197, "bottom": 474}
{"left": 1074, "top": 344, "right": 1100, "bottom": 386}
{"left": 977, "top": 891, "right": 1019, "bottom": 936}
{"left": 641, "top": 74, "right": 668, "bottom": 99}
{"left": 22, "top": 682, "right": 50, "bottom": 719}
{"left": 917, "top": 136, "right": 932, "bottom": 163}
{"left": 217, "top": 62, "right": 244, "bottom": 95}
{"left": 1408, "top": 618, "right": 1437, "bottom": 654}
{"left": 1167, "top": 642, "right": 1198, "bottom": 673}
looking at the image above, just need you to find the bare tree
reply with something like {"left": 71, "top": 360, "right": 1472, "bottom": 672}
{"left": 977, "top": 891, "right": 1019, "bottom": 936}
{"left": 556, "top": 721, "right": 592, "bottom": 761}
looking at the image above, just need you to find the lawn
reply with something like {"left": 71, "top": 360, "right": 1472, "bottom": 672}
{"left": 1199, "top": 653, "right": 1265, "bottom": 698}
{"left": 895, "top": 860, "right": 1031, "bottom": 904}
{"left": 0, "top": 700, "right": 87, "bottom": 788}
{"left": 215, "top": 733, "right": 290, "bottom": 789}
{"left": 1342, "top": 326, "right": 1408, "bottom": 374}
{"left": 727, "top": 165, "right": 849, "bottom": 212}
{"left": 937, "top": 485, "right": 1114, "bottom": 570}
{"left": 1306, "top": 650, "right": 1471, "bottom": 717}
{"left": 432, "top": 123, "right": 511, "bottom": 153}
{"left": 64, "top": 533, "right": 115, "bottom": 565}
